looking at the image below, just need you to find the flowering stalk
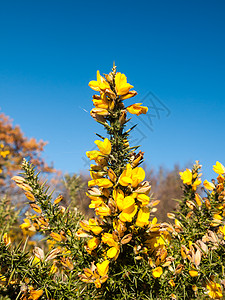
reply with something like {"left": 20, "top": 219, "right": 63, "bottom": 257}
{"left": 78, "top": 66, "right": 170, "bottom": 296}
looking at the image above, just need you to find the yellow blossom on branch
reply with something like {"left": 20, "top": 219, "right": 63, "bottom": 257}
{"left": 3, "top": 233, "right": 11, "bottom": 246}
{"left": 179, "top": 169, "right": 192, "bottom": 185}
{"left": 203, "top": 180, "right": 215, "bottom": 191}
{"left": 119, "top": 164, "right": 145, "bottom": 188}
{"left": 213, "top": 161, "right": 225, "bottom": 175}
{"left": 102, "top": 233, "right": 120, "bottom": 259}
{"left": 206, "top": 281, "right": 223, "bottom": 299}
{"left": 94, "top": 138, "right": 111, "bottom": 155}
{"left": 189, "top": 270, "right": 199, "bottom": 277}
{"left": 126, "top": 103, "right": 148, "bottom": 116}
{"left": 152, "top": 266, "right": 163, "bottom": 278}
{"left": 89, "top": 71, "right": 110, "bottom": 92}
{"left": 92, "top": 94, "right": 114, "bottom": 110}
{"left": 79, "top": 260, "right": 109, "bottom": 288}
{"left": 136, "top": 207, "right": 150, "bottom": 227}
{"left": 115, "top": 72, "right": 134, "bottom": 96}
{"left": 88, "top": 178, "right": 113, "bottom": 188}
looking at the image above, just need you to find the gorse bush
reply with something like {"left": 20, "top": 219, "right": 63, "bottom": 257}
{"left": 0, "top": 65, "right": 224, "bottom": 299}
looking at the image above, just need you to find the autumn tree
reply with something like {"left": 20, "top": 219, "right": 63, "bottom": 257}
{"left": 0, "top": 112, "right": 54, "bottom": 195}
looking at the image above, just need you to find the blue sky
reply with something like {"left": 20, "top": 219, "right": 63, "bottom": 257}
{"left": 0, "top": 0, "right": 225, "bottom": 180}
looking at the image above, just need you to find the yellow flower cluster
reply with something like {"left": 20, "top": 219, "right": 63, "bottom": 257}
{"left": 77, "top": 68, "right": 170, "bottom": 288}
{"left": 179, "top": 165, "right": 202, "bottom": 191}
{"left": 89, "top": 70, "right": 148, "bottom": 120}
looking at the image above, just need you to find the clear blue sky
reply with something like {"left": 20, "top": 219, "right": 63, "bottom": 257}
{"left": 0, "top": 0, "right": 225, "bottom": 180}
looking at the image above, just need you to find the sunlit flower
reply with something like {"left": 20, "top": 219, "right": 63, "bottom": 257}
{"left": 50, "top": 232, "right": 62, "bottom": 242}
{"left": 203, "top": 180, "right": 215, "bottom": 191}
{"left": 88, "top": 178, "right": 113, "bottom": 188}
{"left": 80, "top": 219, "right": 103, "bottom": 235}
{"left": 206, "top": 281, "right": 223, "bottom": 299}
{"left": 179, "top": 169, "right": 192, "bottom": 185}
{"left": 115, "top": 72, "right": 134, "bottom": 96}
{"left": 86, "top": 237, "right": 100, "bottom": 253}
{"left": 11, "top": 176, "right": 32, "bottom": 192}
{"left": 102, "top": 233, "right": 120, "bottom": 259}
{"left": 86, "top": 150, "right": 102, "bottom": 161}
{"left": 213, "top": 161, "right": 225, "bottom": 175}
{"left": 189, "top": 270, "right": 198, "bottom": 277}
{"left": 135, "top": 207, "right": 150, "bottom": 227}
{"left": 28, "top": 288, "right": 43, "bottom": 300}
{"left": 0, "top": 150, "right": 10, "bottom": 158}
{"left": 95, "top": 138, "right": 111, "bottom": 155}
{"left": 219, "top": 225, "right": 225, "bottom": 239}
{"left": 192, "top": 178, "right": 202, "bottom": 191}
{"left": 20, "top": 219, "right": 36, "bottom": 236}
{"left": 95, "top": 203, "right": 111, "bottom": 216}
{"left": 136, "top": 193, "right": 150, "bottom": 206}
{"left": 89, "top": 71, "right": 110, "bottom": 92}
{"left": 126, "top": 103, "right": 148, "bottom": 116}
{"left": 119, "top": 164, "right": 145, "bottom": 188}
{"left": 152, "top": 266, "right": 163, "bottom": 278}
{"left": 195, "top": 193, "right": 202, "bottom": 207}
{"left": 3, "top": 233, "right": 11, "bottom": 246}
{"left": 79, "top": 260, "right": 109, "bottom": 288}
{"left": 92, "top": 93, "right": 114, "bottom": 110}
{"left": 96, "top": 260, "right": 109, "bottom": 277}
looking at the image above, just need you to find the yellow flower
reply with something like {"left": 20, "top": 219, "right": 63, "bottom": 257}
{"left": 152, "top": 266, "right": 163, "bottom": 278}
{"left": 118, "top": 164, "right": 133, "bottom": 186}
{"left": 28, "top": 288, "right": 43, "bottom": 300}
{"left": 213, "top": 161, "right": 225, "bottom": 175}
{"left": 11, "top": 175, "right": 33, "bottom": 192}
{"left": 90, "top": 107, "right": 109, "bottom": 116}
{"left": 30, "top": 204, "right": 42, "bottom": 214}
{"left": 219, "top": 225, "right": 225, "bottom": 239}
{"left": 203, "top": 180, "right": 215, "bottom": 191}
{"left": 92, "top": 93, "right": 114, "bottom": 110}
{"left": 136, "top": 193, "right": 150, "bottom": 206}
{"left": 80, "top": 218, "right": 103, "bottom": 235}
{"left": 25, "top": 191, "right": 36, "bottom": 201}
{"left": 90, "top": 165, "right": 104, "bottom": 179}
{"left": 192, "top": 178, "right": 202, "bottom": 191}
{"left": 20, "top": 219, "right": 36, "bottom": 236}
{"left": 54, "top": 195, "right": 63, "bottom": 205}
{"left": 136, "top": 207, "right": 150, "bottom": 227}
{"left": 189, "top": 270, "right": 198, "bottom": 277}
{"left": 3, "top": 233, "right": 11, "bottom": 246}
{"left": 102, "top": 233, "right": 120, "bottom": 259}
{"left": 179, "top": 169, "right": 192, "bottom": 185}
{"left": 115, "top": 72, "right": 134, "bottom": 96}
{"left": 95, "top": 203, "right": 111, "bottom": 216}
{"left": 195, "top": 193, "right": 202, "bottom": 207}
{"left": 80, "top": 260, "right": 109, "bottom": 288}
{"left": 119, "top": 164, "right": 145, "bottom": 188}
{"left": 96, "top": 260, "right": 109, "bottom": 277}
{"left": 0, "top": 150, "right": 10, "bottom": 158}
{"left": 95, "top": 138, "right": 111, "bottom": 155}
{"left": 206, "top": 281, "right": 223, "bottom": 299}
{"left": 87, "top": 237, "right": 100, "bottom": 252}
{"left": 50, "top": 232, "right": 62, "bottom": 242}
{"left": 119, "top": 203, "right": 138, "bottom": 223}
{"left": 86, "top": 150, "right": 102, "bottom": 161}
{"left": 169, "top": 279, "right": 175, "bottom": 287}
{"left": 86, "top": 150, "right": 107, "bottom": 166}
{"left": 126, "top": 103, "right": 148, "bottom": 116}
{"left": 131, "top": 166, "right": 146, "bottom": 188}
{"left": 89, "top": 71, "right": 110, "bottom": 92}
{"left": 88, "top": 178, "right": 113, "bottom": 188}
{"left": 88, "top": 195, "right": 104, "bottom": 209}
